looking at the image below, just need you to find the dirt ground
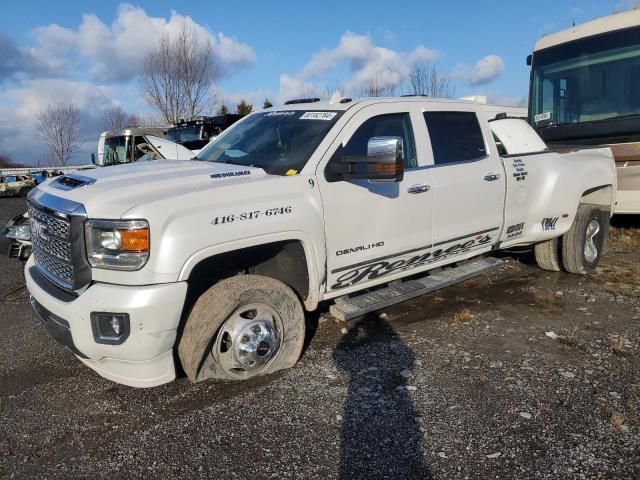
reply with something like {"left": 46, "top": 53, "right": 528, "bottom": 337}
{"left": 0, "top": 196, "right": 638, "bottom": 479}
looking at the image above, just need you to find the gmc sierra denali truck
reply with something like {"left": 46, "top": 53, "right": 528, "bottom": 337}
{"left": 24, "top": 96, "right": 616, "bottom": 388}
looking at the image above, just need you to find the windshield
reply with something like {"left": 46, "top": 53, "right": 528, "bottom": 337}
{"left": 168, "top": 125, "right": 202, "bottom": 143}
{"left": 195, "top": 110, "right": 343, "bottom": 175}
{"left": 531, "top": 26, "right": 640, "bottom": 128}
{"left": 102, "top": 136, "right": 131, "bottom": 166}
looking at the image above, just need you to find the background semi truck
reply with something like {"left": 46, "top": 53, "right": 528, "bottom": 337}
{"left": 528, "top": 8, "right": 640, "bottom": 213}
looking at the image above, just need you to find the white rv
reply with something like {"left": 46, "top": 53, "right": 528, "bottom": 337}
{"left": 529, "top": 9, "right": 640, "bottom": 213}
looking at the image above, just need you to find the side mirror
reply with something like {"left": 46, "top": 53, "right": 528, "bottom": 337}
{"left": 329, "top": 136, "right": 404, "bottom": 182}
{"left": 91, "top": 152, "right": 96, "bottom": 165}
{"left": 526, "top": 54, "right": 532, "bottom": 66}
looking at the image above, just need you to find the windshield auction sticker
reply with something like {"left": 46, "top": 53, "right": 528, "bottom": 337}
{"left": 300, "top": 112, "right": 337, "bottom": 120}
{"left": 534, "top": 112, "right": 551, "bottom": 123}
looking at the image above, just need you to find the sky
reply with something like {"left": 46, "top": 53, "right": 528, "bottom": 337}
{"left": 0, "top": 0, "right": 637, "bottom": 165}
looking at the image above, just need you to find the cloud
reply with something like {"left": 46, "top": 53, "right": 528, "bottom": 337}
{"left": 0, "top": 32, "right": 52, "bottom": 81}
{"left": 469, "top": 55, "right": 504, "bottom": 85}
{"left": 30, "top": 3, "right": 255, "bottom": 83}
{"left": 469, "top": 91, "right": 528, "bottom": 107}
{"left": 453, "top": 54, "right": 505, "bottom": 86}
{"left": 280, "top": 32, "right": 437, "bottom": 101}
{"left": 0, "top": 79, "right": 117, "bottom": 165}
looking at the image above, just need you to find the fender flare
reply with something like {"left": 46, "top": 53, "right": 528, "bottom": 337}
{"left": 178, "top": 230, "right": 323, "bottom": 311}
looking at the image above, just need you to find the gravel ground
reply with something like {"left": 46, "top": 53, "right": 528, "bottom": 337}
{"left": 0, "top": 196, "right": 639, "bottom": 479}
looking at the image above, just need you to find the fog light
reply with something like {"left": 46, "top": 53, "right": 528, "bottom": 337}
{"left": 90, "top": 312, "right": 130, "bottom": 345}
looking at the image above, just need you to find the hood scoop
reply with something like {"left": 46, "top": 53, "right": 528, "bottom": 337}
{"left": 52, "top": 174, "right": 97, "bottom": 191}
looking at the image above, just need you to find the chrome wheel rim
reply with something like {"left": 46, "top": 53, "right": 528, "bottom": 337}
{"left": 584, "top": 219, "right": 600, "bottom": 263}
{"left": 214, "top": 303, "right": 282, "bottom": 377}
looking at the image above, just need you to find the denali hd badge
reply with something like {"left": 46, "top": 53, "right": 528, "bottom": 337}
{"left": 336, "top": 241, "right": 384, "bottom": 256}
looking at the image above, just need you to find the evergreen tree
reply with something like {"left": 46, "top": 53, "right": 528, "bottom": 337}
{"left": 236, "top": 99, "right": 253, "bottom": 116}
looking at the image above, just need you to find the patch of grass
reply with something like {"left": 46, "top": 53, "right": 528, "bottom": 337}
{"left": 450, "top": 307, "right": 473, "bottom": 324}
{"left": 610, "top": 413, "right": 629, "bottom": 431}
{"left": 612, "top": 335, "right": 627, "bottom": 354}
{"left": 604, "top": 284, "right": 637, "bottom": 297}
{"left": 558, "top": 327, "right": 581, "bottom": 348}
{"left": 609, "top": 227, "right": 639, "bottom": 250}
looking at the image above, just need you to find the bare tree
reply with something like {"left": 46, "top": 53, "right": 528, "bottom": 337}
{"left": 406, "top": 63, "right": 456, "bottom": 98}
{"left": 140, "top": 23, "right": 218, "bottom": 124}
{"left": 358, "top": 77, "right": 396, "bottom": 98}
{"left": 38, "top": 103, "right": 81, "bottom": 167}
{"left": 127, "top": 112, "right": 143, "bottom": 127}
{"left": 100, "top": 105, "right": 141, "bottom": 131}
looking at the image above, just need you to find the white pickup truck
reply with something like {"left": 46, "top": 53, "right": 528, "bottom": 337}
{"left": 24, "top": 97, "right": 616, "bottom": 388}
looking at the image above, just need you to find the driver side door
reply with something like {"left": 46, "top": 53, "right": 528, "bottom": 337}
{"left": 317, "top": 103, "right": 434, "bottom": 296}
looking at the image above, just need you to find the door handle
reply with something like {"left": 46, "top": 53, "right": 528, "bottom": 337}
{"left": 407, "top": 184, "right": 431, "bottom": 194}
{"left": 484, "top": 173, "right": 501, "bottom": 181}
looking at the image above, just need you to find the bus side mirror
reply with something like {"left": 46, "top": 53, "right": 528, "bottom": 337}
{"left": 526, "top": 54, "right": 532, "bottom": 66}
{"left": 91, "top": 153, "right": 96, "bottom": 165}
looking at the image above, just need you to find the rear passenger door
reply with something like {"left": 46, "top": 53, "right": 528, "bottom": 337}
{"left": 423, "top": 108, "right": 505, "bottom": 256}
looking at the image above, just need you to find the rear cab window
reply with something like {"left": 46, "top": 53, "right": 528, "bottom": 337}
{"left": 423, "top": 111, "right": 487, "bottom": 165}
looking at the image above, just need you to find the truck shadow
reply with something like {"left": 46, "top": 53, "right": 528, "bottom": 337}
{"left": 332, "top": 314, "right": 433, "bottom": 479}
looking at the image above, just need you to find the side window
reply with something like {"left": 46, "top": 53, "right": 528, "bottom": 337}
{"left": 343, "top": 113, "right": 418, "bottom": 168}
{"left": 132, "top": 136, "right": 148, "bottom": 162}
{"left": 423, "top": 111, "right": 486, "bottom": 165}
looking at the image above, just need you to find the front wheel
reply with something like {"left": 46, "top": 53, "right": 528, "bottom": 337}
{"left": 178, "top": 275, "right": 305, "bottom": 383}
{"left": 562, "top": 205, "right": 609, "bottom": 274}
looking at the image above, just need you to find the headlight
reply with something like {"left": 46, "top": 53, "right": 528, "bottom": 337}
{"left": 6, "top": 224, "right": 31, "bottom": 241}
{"left": 85, "top": 219, "right": 150, "bottom": 270}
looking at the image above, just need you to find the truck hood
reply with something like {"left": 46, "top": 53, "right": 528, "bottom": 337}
{"left": 38, "top": 160, "right": 268, "bottom": 218}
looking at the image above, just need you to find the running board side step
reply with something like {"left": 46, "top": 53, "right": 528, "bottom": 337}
{"left": 329, "top": 257, "right": 503, "bottom": 321}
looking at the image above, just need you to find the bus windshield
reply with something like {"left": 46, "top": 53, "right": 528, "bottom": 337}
{"left": 530, "top": 26, "right": 640, "bottom": 128}
{"left": 102, "top": 136, "right": 130, "bottom": 166}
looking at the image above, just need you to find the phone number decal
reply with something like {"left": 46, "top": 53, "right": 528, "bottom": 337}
{"left": 212, "top": 206, "right": 293, "bottom": 225}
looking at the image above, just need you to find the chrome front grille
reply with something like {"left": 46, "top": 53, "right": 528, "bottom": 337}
{"left": 31, "top": 233, "right": 72, "bottom": 262}
{"left": 28, "top": 190, "right": 91, "bottom": 292}
{"left": 32, "top": 249, "right": 74, "bottom": 283}
{"left": 29, "top": 206, "right": 70, "bottom": 239}
{"left": 29, "top": 204, "right": 74, "bottom": 288}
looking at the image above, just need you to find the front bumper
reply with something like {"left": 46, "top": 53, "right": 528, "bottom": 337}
{"left": 25, "top": 256, "right": 188, "bottom": 388}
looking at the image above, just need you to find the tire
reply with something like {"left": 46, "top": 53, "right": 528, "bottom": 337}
{"left": 534, "top": 237, "right": 561, "bottom": 271}
{"left": 20, "top": 187, "right": 32, "bottom": 197}
{"left": 561, "top": 204, "right": 609, "bottom": 274}
{"left": 178, "top": 274, "right": 305, "bottom": 383}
